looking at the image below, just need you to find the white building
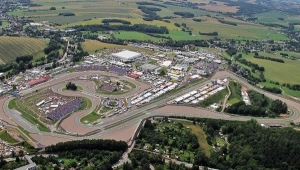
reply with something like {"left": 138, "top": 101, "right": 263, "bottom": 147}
{"left": 111, "top": 50, "right": 142, "bottom": 62}
{"left": 161, "top": 60, "right": 172, "bottom": 67}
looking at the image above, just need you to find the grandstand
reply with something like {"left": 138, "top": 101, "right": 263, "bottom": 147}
{"left": 109, "top": 66, "right": 127, "bottom": 74}
{"left": 46, "top": 98, "right": 82, "bottom": 121}
{"left": 75, "top": 65, "right": 107, "bottom": 71}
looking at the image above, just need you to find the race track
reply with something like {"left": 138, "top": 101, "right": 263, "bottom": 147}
{"left": 1, "top": 70, "right": 300, "bottom": 146}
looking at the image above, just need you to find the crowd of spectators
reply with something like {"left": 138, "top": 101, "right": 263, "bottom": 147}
{"left": 47, "top": 98, "right": 82, "bottom": 121}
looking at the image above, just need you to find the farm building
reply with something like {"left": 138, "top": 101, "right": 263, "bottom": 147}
{"left": 111, "top": 50, "right": 142, "bottom": 62}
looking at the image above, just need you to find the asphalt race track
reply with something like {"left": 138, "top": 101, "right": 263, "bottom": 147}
{"left": 1, "top": 70, "right": 300, "bottom": 146}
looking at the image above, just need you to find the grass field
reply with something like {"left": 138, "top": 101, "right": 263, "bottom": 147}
{"left": 82, "top": 40, "right": 155, "bottom": 54}
{"left": 80, "top": 111, "right": 101, "bottom": 124}
{"left": 199, "top": 89, "right": 229, "bottom": 108}
{"left": 114, "top": 31, "right": 164, "bottom": 42}
{"left": 179, "top": 16, "right": 289, "bottom": 40}
{"left": 242, "top": 52, "right": 300, "bottom": 84}
{"left": 0, "top": 37, "right": 47, "bottom": 64}
{"left": 0, "top": 130, "right": 18, "bottom": 143}
{"left": 100, "top": 107, "right": 112, "bottom": 114}
{"left": 276, "top": 51, "right": 300, "bottom": 58}
{"left": 8, "top": 99, "right": 50, "bottom": 132}
{"left": 227, "top": 81, "right": 242, "bottom": 105}
{"left": 174, "top": 120, "right": 211, "bottom": 157}
{"left": 164, "top": 30, "right": 200, "bottom": 41}
{"left": 259, "top": 81, "right": 300, "bottom": 98}
{"left": 78, "top": 97, "right": 92, "bottom": 110}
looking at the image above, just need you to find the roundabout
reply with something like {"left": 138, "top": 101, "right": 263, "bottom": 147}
{"left": 103, "top": 98, "right": 123, "bottom": 109}
{"left": 1, "top": 70, "right": 300, "bottom": 146}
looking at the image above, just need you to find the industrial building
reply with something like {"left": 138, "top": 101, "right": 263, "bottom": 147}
{"left": 111, "top": 50, "right": 142, "bottom": 62}
{"left": 139, "top": 64, "right": 161, "bottom": 74}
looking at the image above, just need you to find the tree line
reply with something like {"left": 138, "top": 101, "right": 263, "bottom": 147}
{"left": 234, "top": 54, "right": 265, "bottom": 72}
{"left": 218, "top": 19, "right": 237, "bottom": 26}
{"left": 173, "top": 12, "right": 194, "bottom": 18}
{"left": 262, "top": 86, "right": 282, "bottom": 94}
{"left": 254, "top": 53, "right": 284, "bottom": 63}
{"left": 136, "top": 1, "right": 167, "bottom": 8}
{"left": 45, "top": 139, "right": 128, "bottom": 153}
{"left": 138, "top": 5, "right": 162, "bottom": 21}
{"left": 199, "top": 31, "right": 218, "bottom": 36}
{"left": 102, "top": 19, "right": 131, "bottom": 25}
{"left": 73, "top": 24, "right": 169, "bottom": 34}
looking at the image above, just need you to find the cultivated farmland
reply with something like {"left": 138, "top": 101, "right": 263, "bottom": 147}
{"left": 0, "top": 37, "right": 47, "bottom": 64}
{"left": 82, "top": 40, "right": 155, "bottom": 54}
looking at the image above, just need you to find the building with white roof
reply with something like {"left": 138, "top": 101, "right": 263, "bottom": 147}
{"left": 111, "top": 50, "right": 142, "bottom": 62}
{"left": 161, "top": 60, "right": 172, "bottom": 67}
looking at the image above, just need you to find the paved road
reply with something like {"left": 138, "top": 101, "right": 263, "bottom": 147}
{"left": 1, "top": 70, "right": 300, "bottom": 145}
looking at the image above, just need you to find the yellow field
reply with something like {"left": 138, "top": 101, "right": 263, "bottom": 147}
{"left": 82, "top": 40, "right": 155, "bottom": 54}
{"left": 0, "top": 37, "right": 47, "bottom": 64}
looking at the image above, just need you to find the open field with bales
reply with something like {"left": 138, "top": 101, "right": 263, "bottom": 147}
{"left": 0, "top": 37, "right": 47, "bottom": 64}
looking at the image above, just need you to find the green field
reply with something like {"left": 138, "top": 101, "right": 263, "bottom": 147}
{"left": 0, "top": 130, "right": 18, "bottom": 143}
{"left": 0, "top": 37, "right": 47, "bottom": 64}
{"left": 199, "top": 88, "right": 229, "bottom": 108}
{"left": 259, "top": 81, "right": 300, "bottom": 98}
{"left": 164, "top": 30, "right": 200, "bottom": 41}
{"left": 242, "top": 52, "right": 300, "bottom": 84}
{"left": 8, "top": 99, "right": 50, "bottom": 132}
{"left": 78, "top": 97, "right": 92, "bottom": 110}
{"left": 255, "top": 11, "right": 289, "bottom": 26}
{"left": 99, "top": 107, "right": 112, "bottom": 114}
{"left": 80, "top": 111, "right": 101, "bottom": 124}
{"left": 227, "top": 81, "right": 242, "bottom": 105}
{"left": 113, "top": 31, "right": 164, "bottom": 42}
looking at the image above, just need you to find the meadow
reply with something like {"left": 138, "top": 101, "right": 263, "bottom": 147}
{"left": 242, "top": 52, "right": 300, "bottom": 84}
{"left": 0, "top": 37, "right": 47, "bottom": 64}
{"left": 113, "top": 31, "right": 164, "bottom": 42}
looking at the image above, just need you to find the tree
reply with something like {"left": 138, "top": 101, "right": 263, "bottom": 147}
{"left": 269, "top": 99, "right": 287, "bottom": 114}
{"left": 66, "top": 82, "right": 77, "bottom": 91}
